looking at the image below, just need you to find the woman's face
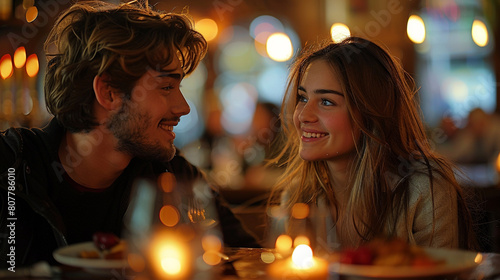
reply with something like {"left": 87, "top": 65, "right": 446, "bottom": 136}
{"left": 293, "top": 59, "right": 360, "bottom": 163}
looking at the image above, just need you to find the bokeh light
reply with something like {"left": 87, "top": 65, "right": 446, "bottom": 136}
{"left": 407, "top": 15, "right": 426, "bottom": 44}
{"left": 260, "top": 252, "right": 275, "bottom": 264}
{"left": 195, "top": 18, "right": 218, "bottom": 42}
{"left": 202, "top": 251, "right": 221, "bottom": 266}
{"left": 219, "top": 82, "right": 258, "bottom": 135}
{"left": 291, "top": 203, "right": 309, "bottom": 219}
{"left": 25, "top": 6, "right": 37, "bottom": 22}
{"left": 330, "top": 23, "right": 350, "bottom": 43}
{"left": 294, "top": 235, "right": 310, "bottom": 247}
{"left": 250, "top": 15, "right": 284, "bottom": 39}
{"left": 0, "top": 54, "right": 13, "bottom": 79}
{"left": 201, "top": 235, "right": 222, "bottom": 252}
{"left": 257, "top": 65, "right": 287, "bottom": 105}
{"left": 275, "top": 234, "right": 293, "bottom": 252}
{"left": 442, "top": 77, "right": 468, "bottom": 103}
{"left": 160, "top": 247, "right": 183, "bottom": 275}
{"left": 266, "top": 32, "right": 293, "bottom": 62}
{"left": 157, "top": 172, "right": 176, "bottom": 193}
{"left": 0, "top": 0, "right": 12, "bottom": 20}
{"left": 472, "top": 19, "right": 488, "bottom": 47}
{"left": 26, "top": 54, "right": 38, "bottom": 77}
{"left": 159, "top": 205, "right": 180, "bottom": 227}
{"left": 148, "top": 232, "right": 191, "bottom": 279}
{"left": 496, "top": 153, "right": 500, "bottom": 173}
{"left": 14, "top": 47, "right": 26, "bottom": 68}
{"left": 291, "top": 245, "right": 314, "bottom": 269}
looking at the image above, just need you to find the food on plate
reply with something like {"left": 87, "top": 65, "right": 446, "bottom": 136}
{"left": 93, "top": 232, "right": 120, "bottom": 250}
{"left": 336, "top": 238, "right": 444, "bottom": 267}
{"left": 79, "top": 232, "right": 127, "bottom": 260}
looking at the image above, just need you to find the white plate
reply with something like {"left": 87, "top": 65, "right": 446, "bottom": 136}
{"left": 329, "top": 247, "right": 482, "bottom": 278}
{"left": 53, "top": 242, "right": 128, "bottom": 271}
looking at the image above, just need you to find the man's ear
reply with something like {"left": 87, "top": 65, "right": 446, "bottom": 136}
{"left": 93, "top": 74, "right": 121, "bottom": 110}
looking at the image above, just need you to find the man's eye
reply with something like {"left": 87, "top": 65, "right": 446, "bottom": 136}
{"left": 163, "top": 85, "right": 174, "bottom": 91}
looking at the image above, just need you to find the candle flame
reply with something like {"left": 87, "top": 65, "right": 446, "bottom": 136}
{"left": 0, "top": 54, "right": 13, "bottom": 79}
{"left": 161, "top": 256, "right": 182, "bottom": 275}
{"left": 14, "top": 47, "right": 26, "bottom": 68}
{"left": 26, "top": 54, "right": 39, "bottom": 77}
{"left": 149, "top": 231, "right": 190, "bottom": 278}
{"left": 291, "top": 244, "right": 314, "bottom": 269}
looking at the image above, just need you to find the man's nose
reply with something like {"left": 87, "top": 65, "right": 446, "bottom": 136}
{"left": 172, "top": 91, "right": 191, "bottom": 117}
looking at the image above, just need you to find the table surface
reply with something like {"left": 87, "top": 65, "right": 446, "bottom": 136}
{"left": 2, "top": 247, "right": 500, "bottom": 279}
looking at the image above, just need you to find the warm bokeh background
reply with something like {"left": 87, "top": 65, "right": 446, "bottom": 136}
{"left": 2, "top": 0, "right": 500, "bottom": 249}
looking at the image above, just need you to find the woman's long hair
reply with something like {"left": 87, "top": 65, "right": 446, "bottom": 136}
{"left": 269, "top": 37, "right": 476, "bottom": 250}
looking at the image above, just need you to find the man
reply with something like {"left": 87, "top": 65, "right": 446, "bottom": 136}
{"left": 0, "top": 0, "right": 257, "bottom": 267}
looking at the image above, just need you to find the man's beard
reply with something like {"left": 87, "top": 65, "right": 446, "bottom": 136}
{"left": 106, "top": 101, "right": 176, "bottom": 162}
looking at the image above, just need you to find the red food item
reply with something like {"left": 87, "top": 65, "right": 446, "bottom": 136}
{"left": 339, "top": 248, "right": 356, "bottom": 264}
{"left": 340, "top": 246, "right": 374, "bottom": 265}
{"left": 353, "top": 246, "right": 374, "bottom": 265}
{"left": 93, "top": 232, "right": 120, "bottom": 251}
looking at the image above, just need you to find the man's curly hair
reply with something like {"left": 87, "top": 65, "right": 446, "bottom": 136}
{"left": 44, "top": 0, "right": 207, "bottom": 132}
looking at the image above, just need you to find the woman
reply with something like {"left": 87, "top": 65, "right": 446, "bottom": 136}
{"left": 268, "top": 37, "right": 476, "bottom": 250}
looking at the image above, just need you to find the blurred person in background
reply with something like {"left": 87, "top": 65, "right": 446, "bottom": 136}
{"left": 268, "top": 37, "right": 477, "bottom": 251}
{"left": 0, "top": 0, "right": 257, "bottom": 268}
{"left": 242, "top": 102, "right": 283, "bottom": 191}
{"left": 436, "top": 108, "right": 500, "bottom": 165}
{"left": 185, "top": 100, "right": 283, "bottom": 197}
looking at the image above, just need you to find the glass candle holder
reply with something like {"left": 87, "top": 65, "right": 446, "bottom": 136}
{"left": 124, "top": 173, "right": 223, "bottom": 280}
{"left": 268, "top": 196, "right": 337, "bottom": 258}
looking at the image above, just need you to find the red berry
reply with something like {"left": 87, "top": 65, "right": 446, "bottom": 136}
{"left": 93, "top": 232, "right": 120, "bottom": 251}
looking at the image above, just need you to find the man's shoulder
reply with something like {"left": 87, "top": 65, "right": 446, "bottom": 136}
{"left": 0, "top": 127, "right": 33, "bottom": 167}
{"left": 0, "top": 120, "right": 61, "bottom": 169}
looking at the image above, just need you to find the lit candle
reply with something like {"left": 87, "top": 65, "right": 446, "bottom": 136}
{"left": 148, "top": 231, "right": 193, "bottom": 280}
{"left": 268, "top": 244, "right": 328, "bottom": 280}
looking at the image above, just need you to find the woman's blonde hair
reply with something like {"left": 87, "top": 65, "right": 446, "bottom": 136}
{"left": 269, "top": 37, "right": 476, "bottom": 250}
{"left": 44, "top": 0, "right": 207, "bottom": 132}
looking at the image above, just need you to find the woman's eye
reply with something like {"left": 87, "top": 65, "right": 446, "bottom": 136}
{"left": 162, "top": 85, "right": 174, "bottom": 91}
{"left": 321, "top": 99, "right": 335, "bottom": 106}
{"left": 297, "top": 94, "right": 307, "bottom": 103}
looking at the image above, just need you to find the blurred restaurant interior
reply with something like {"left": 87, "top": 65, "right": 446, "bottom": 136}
{"left": 2, "top": 0, "right": 500, "bottom": 250}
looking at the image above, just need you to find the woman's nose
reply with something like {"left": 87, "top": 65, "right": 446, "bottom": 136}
{"left": 298, "top": 103, "right": 317, "bottom": 123}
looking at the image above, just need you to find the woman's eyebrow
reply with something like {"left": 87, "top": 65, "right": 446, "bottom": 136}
{"left": 298, "top": 85, "right": 344, "bottom": 96}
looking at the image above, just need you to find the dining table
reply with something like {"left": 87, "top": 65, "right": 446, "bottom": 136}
{"left": 2, "top": 247, "right": 500, "bottom": 280}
